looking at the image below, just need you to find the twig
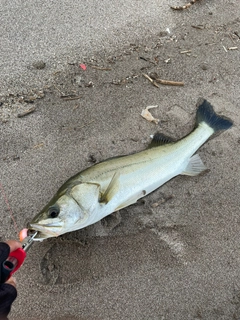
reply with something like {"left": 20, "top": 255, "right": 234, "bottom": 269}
{"left": 229, "top": 33, "right": 236, "bottom": 44}
{"left": 191, "top": 25, "right": 204, "bottom": 30}
{"left": 33, "top": 143, "right": 44, "bottom": 149}
{"left": 91, "top": 66, "right": 112, "bottom": 71}
{"left": 234, "top": 31, "right": 240, "bottom": 39}
{"left": 155, "top": 79, "right": 184, "bottom": 86}
{"left": 53, "top": 84, "right": 64, "bottom": 96}
{"left": 180, "top": 50, "right": 192, "bottom": 54}
{"left": 17, "top": 107, "right": 36, "bottom": 118}
{"left": 53, "top": 71, "right": 61, "bottom": 76}
{"left": 222, "top": 45, "right": 228, "bottom": 53}
{"left": 150, "top": 73, "right": 184, "bottom": 86}
{"left": 205, "top": 42, "right": 216, "bottom": 46}
{"left": 60, "top": 95, "right": 83, "bottom": 101}
{"left": 139, "top": 57, "right": 156, "bottom": 65}
{"left": 143, "top": 73, "right": 184, "bottom": 87}
{"left": 142, "top": 74, "right": 159, "bottom": 88}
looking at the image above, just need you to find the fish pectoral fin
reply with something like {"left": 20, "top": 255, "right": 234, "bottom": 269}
{"left": 181, "top": 154, "right": 207, "bottom": 176}
{"left": 115, "top": 190, "right": 146, "bottom": 211}
{"left": 100, "top": 171, "right": 120, "bottom": 204}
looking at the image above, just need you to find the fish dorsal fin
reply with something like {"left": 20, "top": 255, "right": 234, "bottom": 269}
{"left": 100, "top": 171, "right": 120, "bottom": 203}
{"left": 148, "top": 132, "right": 175, "bottom": 148}
{"left": 181, "top": 154, "right": 207, "bottom": 176}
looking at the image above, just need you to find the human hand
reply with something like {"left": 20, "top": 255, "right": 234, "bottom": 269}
{"left": 0, "top": 240, "right": 21, "bottom": 285}
{"left": 0, "top": 240, "right": 21, "bottom": 317}
{"left": 3, "top": 240, "right": 21, "bottom": 288}
{"left": 5, "top": 240, "right": 22, "bottom": 253}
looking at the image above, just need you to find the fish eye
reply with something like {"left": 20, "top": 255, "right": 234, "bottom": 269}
{"left": 48, "top": 205, "right": 60, "bottom": 218}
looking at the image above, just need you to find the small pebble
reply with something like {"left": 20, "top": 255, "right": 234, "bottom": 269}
{"left": 200, "top": 63, "right": 208, "bottom": 70}
{"left": 32, "top": 61, "right": 46, "bottom": 70}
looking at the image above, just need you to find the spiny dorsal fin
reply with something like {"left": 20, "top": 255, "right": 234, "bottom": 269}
{"left": 148, "top": 132, "right": 175, "bottom": 148}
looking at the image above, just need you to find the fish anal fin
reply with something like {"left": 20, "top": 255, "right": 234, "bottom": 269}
{"left": 181, "top": 154, "right": 207, "bottom": 176}
{"left": 100, "top": 171, "right": 120, "bottom": 204}
{"left": 148, "top": 132, "right": 175, "bottom": 148}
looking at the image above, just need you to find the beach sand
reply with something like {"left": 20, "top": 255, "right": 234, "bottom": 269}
{"left": 0, "top": 1, "right": 239, "bottom": 319}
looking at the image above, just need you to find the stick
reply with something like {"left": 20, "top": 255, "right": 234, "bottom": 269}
{"left": 17, "top": 107, "right": 36, "bottom": 118}
{"left": 180, "top": 50, "right": 192, "bottom": 54}
{"left": 150, "top": 73, "right": 184, "bottom": 86}
{"left": 91, "top": 66, "right": 112, "bottom": 71}
{"left": 222, "top": 45, "right": 228, "bottom": 53}
{"left": 192, "top": 25, "right": 204, "bottom": 30}
{"left": 142, "top": 74, "right": 159, "bottom": 88}
{"left": 53, "top": 84, "right": 64, "bottom": 96}
{"left": 228, "top": 47, "right": 238, "bottom": 50}
{"left": 155, "top": 79, "right": 184, "bottom": 86}
{"left": 60, "top": 95, "right": 83, "bottom": 101}
{"left": 33, "top": 143, "right": 44, "bottom": 149}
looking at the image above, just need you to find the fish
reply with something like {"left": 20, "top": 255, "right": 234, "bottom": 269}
{"left": 28, "top": 99, "right": 233, "bottom": 240}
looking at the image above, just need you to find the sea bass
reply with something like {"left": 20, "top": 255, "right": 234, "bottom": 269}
{"left": 29, "top": 99, "right": 233, "bottom": 240}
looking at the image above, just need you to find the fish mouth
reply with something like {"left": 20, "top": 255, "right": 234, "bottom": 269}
{"left": 28, "top": 222, "right": 63, "bottom": 240}
{"left": 32, "top": 221, "right": 63, "bottom": 227}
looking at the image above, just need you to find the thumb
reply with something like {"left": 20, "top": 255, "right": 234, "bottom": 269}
{"left": 5, "top": 276, "right": 17, "bottom": 288}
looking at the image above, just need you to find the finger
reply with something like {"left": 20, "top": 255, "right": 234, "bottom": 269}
{"left": 5, "top": 240, "right": 22, "bottom": 252}
{"left": 19, "top": 228, "right": 28, "bottom": 242}
{"left": 5, "top": 276, "right": 17, "bottom": 288}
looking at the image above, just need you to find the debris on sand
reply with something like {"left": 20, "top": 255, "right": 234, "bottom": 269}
{"left": 60, "top": 95, "right": 83, "bottom": 101}
{"left": 17, "top": 106, "right": 36, "bottom": 118}
{"left": 79, "top": 63, "right": 87, "bottom": 70}
{"left": 32, "top": 61, "right": 46, "bottom": 70}
{"left": 171, "top": 0, "right": 199, "bottom": 10}
{"left": 150, "top": 72, "right": 184, "bottom": 86}
{"left": 141, "top": 106, "right": 159, "bottom": 124}
{"left": 143, "top": 73, "right": 184, "bottom": 87}
{"left": 142, "top": 73, "right": 159, "bottom": 88}
{"left": 228, "top": 46, "right": 238, "bottom": 50}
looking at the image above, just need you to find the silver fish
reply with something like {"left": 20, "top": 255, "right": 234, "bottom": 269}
{"left": 29, "top": 99, "right": 233, "bottom": 240}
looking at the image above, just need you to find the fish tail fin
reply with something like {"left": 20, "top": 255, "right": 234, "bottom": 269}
{"left": 196, "top": 99, "right": 233, "bottom": 132}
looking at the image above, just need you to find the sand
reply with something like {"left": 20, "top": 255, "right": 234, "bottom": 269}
{"left": 0, "top": 1, "right": 240, "bottom": 319}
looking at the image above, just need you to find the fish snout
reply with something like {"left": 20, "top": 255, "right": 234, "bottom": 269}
{"left": 27, "top": 221, "right": 63, "bottom": 239}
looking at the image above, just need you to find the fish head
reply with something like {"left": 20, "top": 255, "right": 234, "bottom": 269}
{"left": 28, "top": 194, "right": 84, "bottom": 240}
